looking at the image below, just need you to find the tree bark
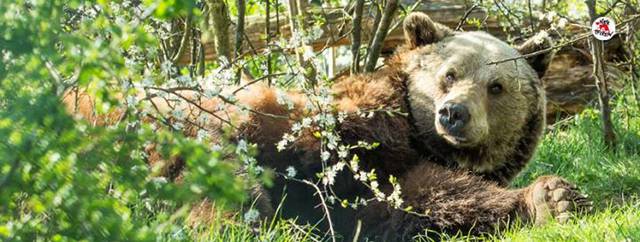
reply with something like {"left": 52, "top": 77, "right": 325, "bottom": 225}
{"left": 266, "top": 0, "right": 272, "bottom": 85}
{"left": 364, "top": 0, "right": 399, "bottom": 72}
{"left": 350, "top": 0, "right": 365, "bottom": 74}
{"left": 367, "top": 1, "right": 383, "bottom": 53}
{"left": 206, "top": 0, "right": 232, "bottom": 59}
{"left": 624, "top": 3, "right": 640, "bottom": 107}
{"left": 586, "top": 0, "right": 616, "bottom": 148}
{"left": 235, "top": 0, "right": 246, "bottom": 83}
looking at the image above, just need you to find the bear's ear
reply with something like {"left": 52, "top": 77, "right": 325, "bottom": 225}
{"left": 403, "top": 12, "right": 453, "bottom": 49}
{"left": 515, "top": 31, "right": 554, "bottom": 78}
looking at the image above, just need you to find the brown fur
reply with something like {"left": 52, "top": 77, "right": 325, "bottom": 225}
{"left": 228, "top": 13, "right": 570, "bottom": 239}
{"left": 357, "top": 163, "right": 588, "bottom": 240}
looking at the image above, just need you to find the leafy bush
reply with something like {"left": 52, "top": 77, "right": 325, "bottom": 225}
{"left": 0, "top": 1, "right": 249, "bottom": 240}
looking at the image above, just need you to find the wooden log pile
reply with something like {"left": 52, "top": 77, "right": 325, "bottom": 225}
{"left": 186, "top": 0, "right": 630, "bottom": 120}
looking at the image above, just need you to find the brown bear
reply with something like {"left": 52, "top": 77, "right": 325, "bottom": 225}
{"left": 225, "top": 12, "right": 591, "bottom": 240}
{"left": 62, "top": 12, "right": 590, "bottom": 241}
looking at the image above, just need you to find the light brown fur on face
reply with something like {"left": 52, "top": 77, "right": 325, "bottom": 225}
{"left": 397, "top": 13, "right": 549, "bottom": 181}
{"left": 404, "top": 31, "right": 545, "bottom": 173}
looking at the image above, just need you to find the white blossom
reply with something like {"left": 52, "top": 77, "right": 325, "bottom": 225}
{"left": 175, "top": 75, "right": 193, "bottom": 85}
{"left": 557, "top": 18, "right": 568, "bottom": 29}
{"left": 276, "top": 139, "right": 288, "bottom": 151}
{"left": 301, "top": 117, "right": 312, "bottom": 127}
{"left": 285, "top": 166, "right": 297, "bottom": 178}
{"left": 337, "top": 146, "right": 348, "bottom": 159}
{"left": 243, "top": 208, "right": 260, "bottom": 223}
{"left": 196, "top": 130, "right": 208, "bottom": 141}
{"left": 126, "top": 95, "right": 137, "bottom": 108}
{"left": 388, "top": 183, "right": 404, "bottom": 208}
{"left": 172, "top": 122, "right": 184, "bottom": 130}
{"left": 327, "top": 195, "right": 336, "bottom": 204}
{"left": 302, "top": 46, "right": 315, "bottom": 61}
{"left": 321, "top": 151, "right": 331, "bottom": 161}
{"left": 160, "top": 60, "right": 174, "bottom": 76}
{"left": 276, "top": 90, "right": 294, "bottom": 110}
{"left": 204, "top": 88, "right": 221, "bottom": 98}
{"left": 236, "top": 139, "right": 248, "bottom": 153}
{"left": 291, "top": 122, "right": 303, "bottom": 132}
{"left": 322, "top": 168, "right": 336, "bottom": 185}
{"left": 49, "top": 152, "right": 61, "bottom": 163}
{"left": 171, "top": 109, "right": 184, "bottom": 120}
{"left": 337, "top": 111, "right": 347, "bottom": 123}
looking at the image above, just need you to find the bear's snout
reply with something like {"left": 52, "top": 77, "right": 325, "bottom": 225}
{"left": 438, "top": 101, "right": 470, "bottom": 135}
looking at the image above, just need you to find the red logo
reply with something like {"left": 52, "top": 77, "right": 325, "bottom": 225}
{"left": 596, "top": 21, "right": 610, "bottom": 32}
{"left": 591, "top": 17, "right": 616, "bottom": 41}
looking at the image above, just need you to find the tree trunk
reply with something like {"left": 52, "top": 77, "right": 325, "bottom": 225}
{"left": 235, "top": 0, "right": 246, "bottom": 83}
{"left": 586, "top": 0, "right": 616, "bottom": 148}
{"left": 350, "top": 0, "right": 365, "bottom": 74}
{"left": 266, "top": 0, "right": 272, "bottom": 85}
{"left": 206, "top": 0, "right": 232, "bottom": 60}
{"left": 364, "top": 0, "right": 399, "bottom": 72}
{"left": 624, "top": 3, "right": 640, "bottom": 107}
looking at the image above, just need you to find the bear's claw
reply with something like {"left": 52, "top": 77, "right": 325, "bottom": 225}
{"left": 526, "top": 176, "right": 592, "bottom": 224}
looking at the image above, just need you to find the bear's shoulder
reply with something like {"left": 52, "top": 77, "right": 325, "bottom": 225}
{"left": 332, "top": 67, "right": 408, "bottom": 113}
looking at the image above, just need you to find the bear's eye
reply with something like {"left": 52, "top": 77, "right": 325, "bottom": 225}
{"left": 445, "top": 72, "right": 456, "bottom": 84}
{"left": 488, "top": 83, "right": 503, "bottom": 95}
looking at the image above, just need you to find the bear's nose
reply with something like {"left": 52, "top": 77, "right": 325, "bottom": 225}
{"left": 438, "top": 102, "right": 470, "bottom": 134}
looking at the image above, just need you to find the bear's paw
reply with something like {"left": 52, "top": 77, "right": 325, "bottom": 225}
{"left": 525, "top": 176, "right": 592, "bottom": 224}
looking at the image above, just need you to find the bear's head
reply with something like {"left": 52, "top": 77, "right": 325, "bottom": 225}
{"left": 400, "top": 12, "right": 551, "bottom": 176}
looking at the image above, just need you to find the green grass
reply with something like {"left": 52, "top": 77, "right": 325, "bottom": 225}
{"left": 179, "top": 96, "right": 640, "bottom": 241}
{"left": 164, "top": 210, "right": 323, "bottom": 242}
{"left": 513, "top": 101, "right": 640, "bottom": 204}
{"left": 498, "top": 203, "right": 640, "bottom": 241}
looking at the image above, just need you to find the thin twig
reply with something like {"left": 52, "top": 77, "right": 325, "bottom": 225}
{"left": 144, "top": 86, "right": 237, "bottom": 128}
{"left": 493, "top": 0, "right": 520, "bottom": 34}
{"left": 487, "top": 32, "right": 591, "bottom": 65}
{"left": 527, "top": 0, "right": 534, "bottom": 32}
{"left": 487, "top": 14, "right": 640, "bottom": 65}
{"left": 388, "top": 0, "right": 425, "bottom": 39}
{"left": 232, "top": 73, "right": 287, "bottom": 94}
{"left": 600, "top": 0, "right": 622, "bottom": 17}
{"left": 171, "top": 17, "right": 191, "bottom": 63}
{"left": 456, "top": 3, "right": 480, "bottom": 31}
{"left": 234, "top": 0, "right": 246, "bottom": 83}
{"left": 301, "top": 179, "right": 336, "bottom": 242}
{"left": 352, "top": 220, "right": 362, "bottom": 242}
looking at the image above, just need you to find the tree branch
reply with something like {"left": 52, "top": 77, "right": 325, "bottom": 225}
{"left": 487, "top": 14, "right": 640, "bottom": 65}
{"left": 586, "top": 0, "right": 616, "bottom": 148}
{"left": 364, "top": 0, "right": 399, "bottom": 72}
{"left": 350, "top": 0, "right": 365, "bottom": 74}
{"left": 456, "top": 3, "right": 480, "bottom": 31}
{"left": 235, "top": 0, "right": 246, "bottom": 83}
{"left": 206, "top": 0, "right": 232, "bottom": 59}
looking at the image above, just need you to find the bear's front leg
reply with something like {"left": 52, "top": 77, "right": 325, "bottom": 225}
{"left": 358, "top": 163, "right": 591, "bottom": 240}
